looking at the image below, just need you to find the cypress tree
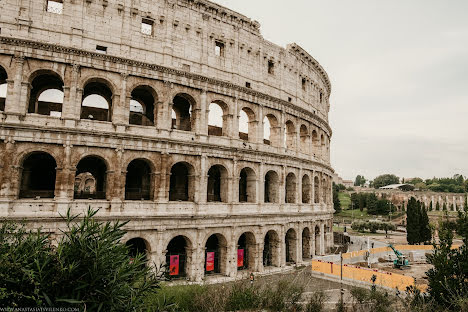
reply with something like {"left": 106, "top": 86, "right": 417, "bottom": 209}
{"left": 443, "top": 202, "right": 447, "bottom": 211}
{"left": 406, "top": 197, "right": 421, "bottom": 244}
{"left": 436, "top": 201, "right": 440, "bottom": 211}
{"left": 450, "top": 203, "right": 454, "bottom": 211}
{"left": 429, "top": 201, "right": 433, "bottom": 211}
{"left": 420, "top": 205, "right": 431, "bottom": 243}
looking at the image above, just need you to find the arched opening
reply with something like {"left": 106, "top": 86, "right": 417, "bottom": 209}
{"left": 300, "top": 125, "right": 309, "bottom": 154}
{"left": 207, "top": 165, "right": 228, "bottom": 202}
{"left": 322, "top": 178, "right": 327, "bottom": 203}
{"left": 0, "top": 66, "right": 8, "bottom": 111}
{"left": 302, "top": 174, "right": 311, "bottom": 204}
{"left": 239, "top": 167, "right": 256, "bottom": 203}
{"left": 264, "top": 170, "right": 279, "bottom": 203}
{"left": 237, "top": 232, "right": 256, "bottom": 271}
{"left": 172, "top": 94, "right": 194, "bottom": 131}
{"left": 19, "top": 152, "right": 56, "bottom": 198}
{"left": 314, "top": 176, "right": 320, "bottom": 204}
{"left": 28, "top": 71, "right": 64, "bottom": 117}
{"left": 126, "top": 237, "right": 148, "bottom": 262}
{"left": 204, "top": 234, "right": 227, "bottom": 275}
{"left": 208, "top": 102, "right": 225, "bottom": 136}
{"left": 284, "top": 120, "right": 296, "bottom": 150}
{"left": 81, "top": 80, "right": 113, "bottom": 122}
{"left": 315, "top": 225, "right": 321, "bottom": 256}
{"left": 239, "top": 107, "right": 255, "bottom": 141}
{"left": 129, "top": 86, "right": 155, "bottom": 126}
{"left": 74, "top": 156, "right": 107, "bottom": 199}
{"left": 263, "top": 114, "right": 280, "bottom": 146}
{"left": 302, "top": 227, "right": 311, "bottom": 260}
{"left": 285, "top": 228, "right": 297, "bottom": 264}
{"left": 125, "top": 159, "right": 152, "bottom": 200}
{"left": 263, "top": 230, "right": 280, "bottom": 267}
{"left": 312, "top": 130, "right": 319, "bottom": 157}
{"left": 285, "top": 173, "right": 296, "bottom": 204}
{"left": 169, "top": 162, "right": 194, "bottom": 202}
{"left": 320, "top": 134, "right": 325, "bottom": 158}
{"left": 166, "top": 235, "right": 192, "bottom": 279}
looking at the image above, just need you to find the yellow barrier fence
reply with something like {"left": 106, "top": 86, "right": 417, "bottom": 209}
{"left": 341, "top": 244, "right": 460, "bottom": 260}
{"left": 311, "top": 260, "right": 426, "bottom": 291}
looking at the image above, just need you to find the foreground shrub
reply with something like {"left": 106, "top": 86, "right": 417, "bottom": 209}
{"left": 0, "top": 208, "right": 160, "bottom": 311}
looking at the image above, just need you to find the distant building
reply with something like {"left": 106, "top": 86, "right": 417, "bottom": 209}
{"left": 379, "top": 184, "right": 415, "bottom": 191}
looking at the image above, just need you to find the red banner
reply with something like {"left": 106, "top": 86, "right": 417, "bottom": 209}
{"left": 170, "top": 255, "right": 179, "bottom": 276}
{"left": 237, "top": 249, "right": 244, "bottom": 267}
{"left": 206, "top": 252, "right": 215, "bottom": 271}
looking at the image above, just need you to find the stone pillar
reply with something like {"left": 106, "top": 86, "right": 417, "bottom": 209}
{"left": 279, "top": 226, "right": 286, "bottom": 267}
{"left": 62, "top": 64, "right": 80, "bottom": 123}
{"left": 311, "top": 225, "right": 316, "bottom": 257}
{"left": 298, "top": 168, "right": 303, "bottom": 206}
{"left": 4, "top": 55, "right": 25, "bottom": 122}
{"left": 0, "top": 138, "right": 16, "bottom": 200}
{"left": 156, "top": 153, "right": 169, "bottom": 201}
{"left": 232, "top": 159, "right": 238, "bottom": 204}
{"left": 231, "top": 97, "right": 239, "bottom": 138}
{"left": 320, "top": 223, "right": 325, "bottom": 255}
{"left": 258, "top": 162, "right": 264, "bottom": 205}
{"left": 294, "top": 223, "right": 301, "bottom": 264}
{"left": 257, "top": 242, "right": 265, "bottom": 272}
{"left": 199, "top": 155, "right": 207, "bottom": 204}
{"left": 55, "top": 143, "right": 73, "bottom": 200}
{"left": 107, "top": 147, "right": 124, "bottom": 204}
{"left": 256, "top": 105, "right": 263, "bottom": 144}
{"left": 226, "top": 239, "right": 237, "bottom": 277}
{"left": 197, "top": 90, "right": 207, "bottom": 135}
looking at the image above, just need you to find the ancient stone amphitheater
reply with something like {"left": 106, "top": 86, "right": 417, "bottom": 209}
{"left": 0, "top": 0, "right": 334, "bottom": 281}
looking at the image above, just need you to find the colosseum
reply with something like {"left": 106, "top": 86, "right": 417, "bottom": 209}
{"left": 0, "top": 0, "right": 334, "bottom": 281}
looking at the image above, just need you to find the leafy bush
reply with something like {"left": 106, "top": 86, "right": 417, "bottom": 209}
{"left": 0, "top": 208, "right": 160, "bottom": 310}
{"left": 351, "top": 221, "right": 395, "bottom": 234}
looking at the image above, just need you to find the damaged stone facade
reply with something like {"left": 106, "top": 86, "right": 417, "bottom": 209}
{"left": 0, "top": 0, "right": 334, "bottom": 281}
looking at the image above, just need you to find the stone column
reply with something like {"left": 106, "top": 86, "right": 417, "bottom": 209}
{"left": 257, "top": 242, "right": 265, "bottom": 272}
{"left": 295, "top": 223, "right": 301, "bottom": 264}
{"left": 55, "top": 143, "right": 73, "bottom": 201}
{"left": 4, "top": 55, "right": 25, "bottom": 122}
{"left": 199, "top": 155, "right": 207, "bottom": 204}
{"left": 226, "top": 240, "right": 237, "bottom": 277}
{"left": 198, "top": 90, "right": 207, "bottom": 135}
{"left": 107, "top": 147, "right": 124, "bottom": 205}
{"left": 156, "top": 153, "right": 169, "bottom": 201}
{"left": 256, "top": 105, "right": 263, "bottom": 144}
{"left": 258, "top": 162, "right": 264, "bottom": 205}
{"left": 62, "top": 64, "right": 80, "bottom": 124}
{"left": 320, "top": 223, "right": 325, "bottom": 255}
{"left": 0, "top": 138, "right": 16, "bottom": 201}
{"left": 232, "top": 159, "right": 238, "bottom": 204}
{"left": 111, "top": 73, "right": 128, "bottom": 127}
{"left": 231, "top": 97, "right": 239, "bottom": 138}
{"left": 279, "top": 226, "right": 286, "bottom": 267}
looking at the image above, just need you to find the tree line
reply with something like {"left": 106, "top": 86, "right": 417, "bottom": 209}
{"left": 350, "top": 192, "right": 395, "bottom": 215}
{"left": 406, "top": 197, "right": 432, "bottom": 245}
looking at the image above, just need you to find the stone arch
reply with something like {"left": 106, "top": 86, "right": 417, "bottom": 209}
{"left": 263, "top": 113, "right": 280, "bottom": 146}
{"left": 0, "top": 65, "right": 7, "bottom": 111}
{"left": 166, "top": 235, "right": 193, "bottom": 279}
{"left": 285, "top": 228, "right": 297, "bottom": 264}
{"left": 302, "top": 174, "right": 311, "bottom": 204}
{"left": 239, "top": 167, "right": 256, "bottom": 203}
{"left": 264, "top": 170, "right": 279, "bottom": 203}
{"left": 125, "top": 158, "right": 153, "bottom": 200}
{"left": 285, "top": 172, "right": 296, "bottom": 204}
{"left": 81, "top": 78, "right": 114, "bottom": 122}
{"left": 208, "top": 100, "right": 228, "bottom": 136}
{"left": 129, "top": 85, "right": 157, "bottom": 126}
{"left": 238, "top": 106, "right": 255, "bottom": 141}
{"left": 263, "top": 230, "right": 280, "bottom": 267}
{"left": 284, "top": 120, "right": 296, "bottom": 149}
{"left": 169, "top": 161, "right": 195, "bottom": 202}
{"left": 126, "top": 237, "right": 150, "bottom": 261}
{"left": 315, "top": 225, "right": 321, "bottom": 255}
{"left": 172, "top": 93, "right": 195, "bottom": 131}
{"left": 19, "top": 151, "right": 57, "bottom": 199}
{"left": 302, "top": 227, "right": 311, "bottom": 260}
{"left": 74, "top": 155, "right": 108, "bottom": 199}
{"left": 204, "top": 233, "right": 228, "bottom": 275}
{"left": 237, "top": 232, "right": 256, "bottom": 271}
{"left": 314, "top": 176, "right": 320, "bottom": 204}
{"left": 207, "top": 164, "right": 229, "bottom": 202}
{"left": 27, "top": 69, "right": 64, "bottom": 117}
{"left": 300, "top": 124, "right": 310, "bottom": 154}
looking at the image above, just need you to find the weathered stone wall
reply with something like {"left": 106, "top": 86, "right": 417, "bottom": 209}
{"left": 0, "top": 0, "right": 335, "bottom": 282}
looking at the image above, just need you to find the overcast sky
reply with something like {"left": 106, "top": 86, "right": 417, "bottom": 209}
{"left": 212, "top": 0, "right": 468, "bottom": 181}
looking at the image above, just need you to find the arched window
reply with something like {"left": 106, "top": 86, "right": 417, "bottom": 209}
{"left": 169, "top": 162, "right": 194, "bottom": 202}
{"left": 263, "top": 114, "right": 279, "bottom": 146}
{"left": 207, "top": 165, "right": 228, "bottom": 202}
{"left": 74, "top": 156, "right": 107, "bottom": 199}
{"left": 19, "top": 152, "right": 56, "bottom": 198}
{"left": 300, "top": 125, "right": 309, "bottom": 154}
{"left": 81, "top": 80, "right": 113, "bottom": 122}
{"left": 129, "top": 86, "right": 155, "bottom": 126}
{"left": 0, "top": 66, "right": 8, "bottom": 111}
{"left": 302, "top": 227, "right": 311, "bottom": 260}
{"left": 285, "top": 173, "right": 296, "bottom": 204}
{"left": 314, "top": 176, "right": 320, "bottom": 204}
{"left": 205, "top": 234, "right": 227, "bottom": 275}
{"left": 238, "top": 107, "right": 255, "bottom": 141}
{"left": 264, "top": 170, "right": 279, "bottom": 203}
{"left": 302, "top": 174, "right": 311, "bottom": 204}
{"left": 284, "top": 120, "right": 296, "bottom": 150}
{"left": 125, "top": 159, "right": 152, "bottom": 200}
{"left": 263, "top": 230, "right": 280, "bottom": 267}
{"left": 126, "top": 238, "right": 148, "bottom": 262}
{"left": 237, "top": 232, "right": 256, "bottom": 271}
{"left": 285, "top": 229, "right": 297, "bottom": 264}
{"left": 28, "top": 71, "right": 64, "bottom": 117}
{"left": 208, "top": 102, "right": 225, "bottom": 136}
{"left": 172, "top": 94, "right": 194, "bottom": 131}
{"left": 166, "top": 235, "right": 192, "bottom": 279}
{"left": 239, "top": 167, "right": 256, "bottom": 203}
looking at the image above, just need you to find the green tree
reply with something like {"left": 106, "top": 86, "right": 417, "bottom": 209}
{"left": 350, "top": 193, "right": 359, "bottom": 209}
{"left": 372, "top": 174, "right": 400, "bottom": 189}
{"left": 429, "top": 201, "right": 433, "bottom": 211}
{"left": 0, "top": 208, "right": 160, "bottom": 310}
{"left": 354, "top": 175, "right": 366, "bottom": 187}
{"left": 436, "top": 201, "right": 440, "bottom": 211}
{"left": 426, "top": 205, "right": 468, "bottom": 309}
{"left": 333, "top": 187, "right": 341, "bottom": 213}
{"left": 366, "top": 193, "right": 378, "bottom": 214}
{"left": 406, "top": 197, "right": 421, "bottom": 244}
{"left": 443, "top": 202, "right": 447, "bottom": 211}
{"left": 420, "top": 206, "right": 432, "bottom": 244}
{"left": 358, "top": 193, "right": 366, "bottom": 211}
